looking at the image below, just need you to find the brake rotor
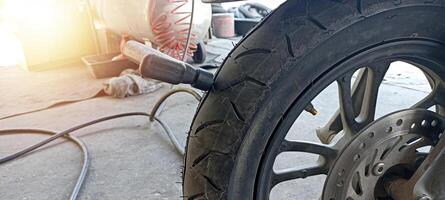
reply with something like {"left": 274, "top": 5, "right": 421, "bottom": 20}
{"left": 322, "top": 109, "right": 445, "bottom": 200}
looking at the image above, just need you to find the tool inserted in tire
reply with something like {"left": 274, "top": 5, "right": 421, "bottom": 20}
{"left": 123, "top": 40, "right": 214, "bottom": 91}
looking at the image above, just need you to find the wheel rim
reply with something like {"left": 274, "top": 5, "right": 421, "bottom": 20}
{"left": 255, "top": 39, "right": 445, "bottom": 200}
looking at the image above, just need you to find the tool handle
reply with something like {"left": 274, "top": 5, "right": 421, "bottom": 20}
{"left": 122, "top": 41, "right": 213, "bottom": 90}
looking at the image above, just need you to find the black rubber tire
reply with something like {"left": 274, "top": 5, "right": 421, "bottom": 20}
{"left": 183, "top": 1, "right": 445, "bottom": 199}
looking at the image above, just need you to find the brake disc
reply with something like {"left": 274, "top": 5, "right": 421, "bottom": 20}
{"left": 322, "top": 109, "right": 445, "bottom": 200}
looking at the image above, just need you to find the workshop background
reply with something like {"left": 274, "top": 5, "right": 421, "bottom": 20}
{"left": 0, "top": 0, "right": 431, "bottom": 199}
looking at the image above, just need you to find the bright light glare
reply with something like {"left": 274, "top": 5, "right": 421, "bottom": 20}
{"left": 0, "top": 0, "right": 70, "bottom": 68}
{"left": 0, "top": 0, "right": 63, "bottom": 67}
{"left": 4, "top": 0, "right": 62, "bottom": 29}
{"left": 0, "top": 22, "right": 24, "bottom": 67}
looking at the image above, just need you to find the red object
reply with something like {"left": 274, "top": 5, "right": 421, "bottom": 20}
{"left": 212, "top": 13, "right": 235, "bottom": 38}
{"left": 150, "top": 0, "right": 197, "bottom": 60}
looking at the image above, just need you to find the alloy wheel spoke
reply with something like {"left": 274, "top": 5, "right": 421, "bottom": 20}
{"left": 318, "top": 63, "right": 390, "bottom": 142}
{"left": 413, "top": 83, "right": 445, "bottom": 112}
{"left": 280, "top": 140, "right": 337, "bottom": 158}
{"left": 271, "top": 140, "right": 337, "bottom": 186}
{"left": 337, "top": 73, "right": 360, "bottom": 134}
{"left": 272, "top": 166, "right": 327, "bottom": 186}
{"left": 435, "top": 84, "right": 444, "bottom": 113}
{"left": 413, "top": 92, "right": 437, "bottom": 109}
{"left": 354, "top": 63, "right": 390, "bottom": 125}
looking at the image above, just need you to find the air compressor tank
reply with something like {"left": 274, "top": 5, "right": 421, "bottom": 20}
{"left": 89, "top": 0, "right": 212, "bottom": 59}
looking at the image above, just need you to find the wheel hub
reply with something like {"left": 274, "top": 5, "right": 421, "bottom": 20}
{"left": 323, "top": 109, "right": 445, "bottom": 200}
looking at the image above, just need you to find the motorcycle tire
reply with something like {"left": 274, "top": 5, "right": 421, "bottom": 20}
{"left": 183, "top": 0, "right": 445, "bottom": 199}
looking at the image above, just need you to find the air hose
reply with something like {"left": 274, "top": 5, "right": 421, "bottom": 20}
{"left": 0, "top": 1, "right": 213, "bottom": 197}
{"left": 0, "top": 87, "right": 202, "bottom": 200}
{"left": 150, "top": 0, "right": 197, "bottom": 60}
{"left": 0, "top": 129, "right": 88, "bottom": 200}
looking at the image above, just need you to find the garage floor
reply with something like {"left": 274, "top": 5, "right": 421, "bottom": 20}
{"left": 0, "top": 54, "right": 431, "bottom": 199}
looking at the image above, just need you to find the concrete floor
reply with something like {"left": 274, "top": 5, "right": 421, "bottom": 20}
{"left": 0, "top": 83, "right": 197, "bottom": 200}
{"left": 0, "top": 60, "right": 432, "bottom": 200}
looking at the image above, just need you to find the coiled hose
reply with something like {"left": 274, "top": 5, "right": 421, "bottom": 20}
{"left": 0, "top": 87, "right": 201, "bottom": 200}
{"left": 150, "top": 0, "right": 197, "bottom": 60}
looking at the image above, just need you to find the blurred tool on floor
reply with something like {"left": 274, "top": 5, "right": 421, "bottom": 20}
{"left": 122, "top": 40, "right": 214, "bottom": 90}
